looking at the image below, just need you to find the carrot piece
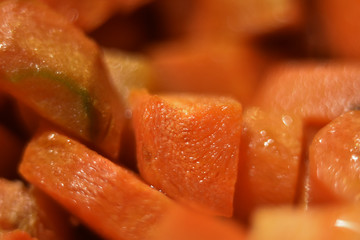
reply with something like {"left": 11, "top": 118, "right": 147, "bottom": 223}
{"left": 234, "top": 107, "right": 303, "bottom": 221}
{"left": 308, "top": 111, "right": 360, "bottom": 204}
{"left": 19, "top": 131, "right": 248, "bottom": 240}
{"left": 0, "top": 0, "right": 123, "bottom": 160}
{"left": 149, "top": 40, "right": 261, "bottom": 105}
{"left": 19, "top": 130, "right": 176, "bottom": 240}
{"left": 2, "top": 230, "right": 36, "bottom": 240}
{"left": 131, "top": 91, "right": 242, "bottom": 217}
{"left": 0, "top": 124, "right": 24, "bottom": 179}
{"left": 249, "top": 204, "right": 360, "bottom": 240}
{"left": 253, "top": 62, "right": 360, "bottom": 125}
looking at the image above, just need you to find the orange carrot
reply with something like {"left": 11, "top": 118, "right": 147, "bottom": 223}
{"left": 0, "top": 0, "right": 123, "bottom": 160}
{"left": 19, "top": 130, "right": 174, "bottom": 240}
{"left": 234, "top": 107, "right": 303, "bottom": 221}
{"left": 131, "top": 91, "right": 242, "bottom": 217}
{"left": 308, "top": 111, "right": 360, "bottom": 204}
{"left": 253, "top": 62, "right": 360, "bottom": 125}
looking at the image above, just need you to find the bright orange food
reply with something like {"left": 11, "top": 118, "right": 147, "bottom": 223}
{"left": 308, "top": 110, "right": 360, "bottom": 204}
{"left": 0, "top": 0, "right": 124, "bottom": 159}
{"left": 253, "top": 62, "right": 360, "bottom": 125}
{"left": 131, "top": 91, "right": 242, "bottom": 217}
{"left": 19, "top": 130, "right": 174, "bottom": 240}
{"left": 234, "top": 107, "right": 303, "bottom": 221}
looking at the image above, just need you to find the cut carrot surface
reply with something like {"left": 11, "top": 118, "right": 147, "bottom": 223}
{"left": 308, "top": 111, "right": 360, "bottom": 204}
{"left": 149, "top": 40, "right": 261, "bottom": 105}
{"left": 0, "top": 0, "right": 123, "bottom": 160}
{"left": 249, "top": 204, "right": 360, "bottom": 240}
{"left": 131, "top": 91, "right": 242, "bottom": 217}
{"left": 253, "top": 62, "right": 360, "bottom": 125}
{"left": 234, "top": 107, "right": 303, "bottom": 221}
{"left": 19, "top": 130, "right": 175, "bottom": 240}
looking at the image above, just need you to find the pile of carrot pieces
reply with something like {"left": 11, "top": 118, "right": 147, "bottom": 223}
{"left": 1, "top": 0, "right": 360, "bottom": 239}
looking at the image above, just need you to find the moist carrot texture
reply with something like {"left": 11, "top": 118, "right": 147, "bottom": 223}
{"left": 19, "top": 130, "right": 248, "bottom": 240}
{"left": 19, "top": 130, "right": 175, "bottom": 240}
{"left": 234, "top": 107, "right": 303, "bottom": 221}
{"left": 131, "top": 91, "right": 242, "bottom": 217}
{"left": 0, "top": 0, "right": 123, "bottom": 160}
{"left": 308, "top": 111, "right": 360, "bottom": 204}
{"left": 253, "top": 62, "right": 360, "bottom": 125}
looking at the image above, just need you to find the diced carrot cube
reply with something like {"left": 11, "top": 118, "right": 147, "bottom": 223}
{"left": 309, "top": 111, "right": 360, "bottom": 204}
{"left": 253, "top": 62, "right": 360, "bottom": 125}
{"left": 0, "top": 0, "right": 124, "bottom": 159}
{"left": 131, "top": 91, "right": 242, "bottom": 217}
{"left": 234, "top": 107, "right": 303, "bottom": 221}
